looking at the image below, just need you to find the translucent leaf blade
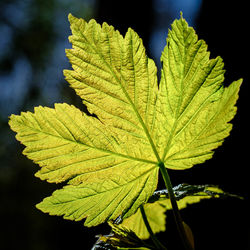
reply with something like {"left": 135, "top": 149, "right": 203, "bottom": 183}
{"left": 9, "top": 103, "right": 158, "bottom": 225}
{"left": 37, "top": 167, "right": 158, "bottom": 227}
{"left": 157, "top": 16, "right": 242, "bottom": 169}
{"left": 8, "top": 15, "right": 162, "bottom": 227}
{"left": 64, "top": 14, "right": 158, "bottom": 144}
{"left": 9, "top": 103, "right": 158, "bottom": 183}
{"left": 115, "top": 201, "right": 167, "bottom": 239}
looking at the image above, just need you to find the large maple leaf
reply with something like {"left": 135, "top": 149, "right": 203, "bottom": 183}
{"left": 9, "top": 14, "right": 242, "bottom": 227}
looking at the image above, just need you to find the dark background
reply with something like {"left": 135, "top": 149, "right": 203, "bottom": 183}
{"left": 0, "top": 0, "right": 249, "bottom": 249}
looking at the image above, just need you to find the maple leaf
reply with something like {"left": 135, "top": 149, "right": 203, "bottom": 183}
{"left": 9, "top": 14, "right": 242, "bottom": 227}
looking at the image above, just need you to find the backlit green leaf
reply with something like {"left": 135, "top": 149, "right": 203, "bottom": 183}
{"left": 64, "top": 14, "right": 159, "bottom": 154}
{"left": 9, "top": 103, "right": 158, "bottom": 226}
{"left": 116, "top": 201, "right": 167, "bottom": 239}
{"left": 156, "top": 17, "right": 242, "bottom": 169}
{"left": 9, "top": 14, "right": 242, "bottom": 227}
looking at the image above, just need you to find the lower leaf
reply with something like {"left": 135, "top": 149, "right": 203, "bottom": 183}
{"left": 114, "top": 184, "right": 242, "bottom": 240}
{"left": 92, "top": 225, "right": 153, "bottom": 250}
{"left": 182, "top": 221, "right": 195, "bottom": 250}
{"left": 114, "top": 201, "right": 166, "bottom": 240}
{"left": 36, "top": 167, "right": 158, "bottom": 227}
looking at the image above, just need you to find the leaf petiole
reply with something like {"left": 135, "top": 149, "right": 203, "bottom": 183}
{"left": 158, "top": 162, "right": 194, "bottom": 250}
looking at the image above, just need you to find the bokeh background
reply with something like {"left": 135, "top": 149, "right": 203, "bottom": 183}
{"left": 0, "top": 0, "right": 249, "bottom": 249}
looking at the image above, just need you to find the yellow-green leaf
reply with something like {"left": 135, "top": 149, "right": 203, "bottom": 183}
{"left": 157, "top": 17, "right": 242, "bottom": 169}
{"left": 64, "top": 14, "right": 159, "bottom": 151}
{"left": 116, "top": 201, "right": 167, "bottom": 240}
{"left": 36, "top": 171, "right": 157, "bottom": 226}
{"left": 116, "top": 185, "right": 236, "bottom": 240}
{"left": 9, "top": 103, "right": 158, "bottom": 226}
{"left": 8, "top": 14, "right": 242, "bottom": 227}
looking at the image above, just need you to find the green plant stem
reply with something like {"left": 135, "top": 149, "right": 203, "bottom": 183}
{"left": 158, "top": 162, "right": 193, "bottom": 250}
{"left": 140, "top": 206, "right": 168, "bottom": 250}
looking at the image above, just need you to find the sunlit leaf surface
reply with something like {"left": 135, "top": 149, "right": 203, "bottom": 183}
{"left": 9, "top": 14, "right": 241, "bottom": 227}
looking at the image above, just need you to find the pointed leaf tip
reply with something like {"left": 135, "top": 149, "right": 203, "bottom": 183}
{"left": 68, "top": 13, "right": 75, "bottom": 22}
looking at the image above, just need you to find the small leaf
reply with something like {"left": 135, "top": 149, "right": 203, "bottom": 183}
{"left": 182, "top": 221, "right": 195, "bottom": 250}
{"left": 92, "top": 225, "right": 152, "bottom": 250}
{"left": 113, "top": 201, "right": 166, "bottom": 240}
{"left": 148, "top": 183, "right": 243, "bottom": 204}
{"left": 115, "top": 184, "right": 241, "bottom": 240}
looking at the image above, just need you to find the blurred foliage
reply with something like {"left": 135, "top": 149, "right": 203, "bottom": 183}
{"left": 0, "top": 0, "right": 96, "bottom": 117}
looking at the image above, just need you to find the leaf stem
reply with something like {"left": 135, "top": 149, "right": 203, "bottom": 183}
{"left": 140, "top": 206, "right": 168, "bottom": 250}
{"left": 158, "top": 162, "right": 193, "bottom": 250}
